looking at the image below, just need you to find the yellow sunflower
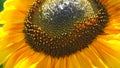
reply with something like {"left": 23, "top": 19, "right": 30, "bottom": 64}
{"left": 0, "top": 0, "right": 120, "bottom": 68}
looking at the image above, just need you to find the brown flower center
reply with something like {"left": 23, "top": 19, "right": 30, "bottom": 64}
{"left": 24, "top": 0, "right": 109, "bottom": 58}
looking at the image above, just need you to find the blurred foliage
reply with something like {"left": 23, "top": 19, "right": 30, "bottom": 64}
{"left": 0, "top": 65, "right": 3, "bottom": 68}
{"left": 0, "top": 0, "right": 6, "bottom": 27}
{"left": 0, "top": 0, "right": 6, "bottom": 11}
{"left": 0, "top": 24, "right": 3, "bottom": 27}
{"left": 0, "top": 0, "right": 6, "bottom": 68}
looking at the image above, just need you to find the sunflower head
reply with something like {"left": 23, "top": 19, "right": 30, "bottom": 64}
{"left": 0, "top": 0, "right": 120, "bottom": 68}
{"left": 24, "top": 0, "right": 109, "bottom": 57}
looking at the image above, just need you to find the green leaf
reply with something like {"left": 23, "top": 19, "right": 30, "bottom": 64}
{"left": 0, "top": 0, "right": 6, "bottom": 26}
{"left": 0, "top": 0, "right": 6, "bottom": 11}
{"left": 0, "top": 65, "right": 3, "bottom": 68}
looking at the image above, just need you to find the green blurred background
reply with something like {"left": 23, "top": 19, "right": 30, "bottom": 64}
{"left": 0, "top": 0, "right": 6, "bottom": 68}
{"left": 0, "top": 0, "right": 5, "bottom": 11}
{"left": 0, "top": 0, "right": 6, "bottom": 27}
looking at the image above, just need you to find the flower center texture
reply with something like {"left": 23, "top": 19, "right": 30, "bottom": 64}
{"left": 24, "top": 0, "right": 109, "bottom": 58}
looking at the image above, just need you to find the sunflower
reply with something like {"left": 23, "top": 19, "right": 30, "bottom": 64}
{"left": 0, "top": 0, "right": 120, "bottom": 68}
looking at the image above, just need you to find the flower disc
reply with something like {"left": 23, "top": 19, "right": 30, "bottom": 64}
{"left": 24, "top": 0, "right": 109, "bottom": 57}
